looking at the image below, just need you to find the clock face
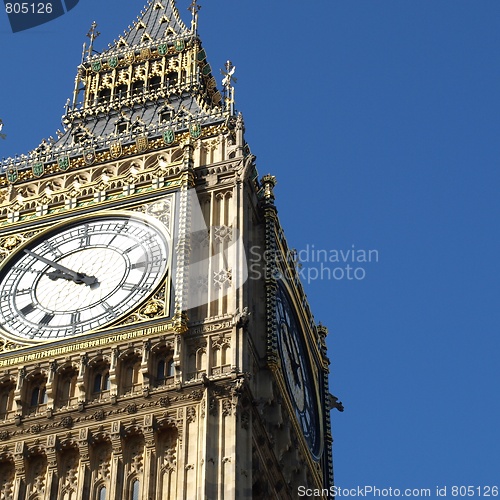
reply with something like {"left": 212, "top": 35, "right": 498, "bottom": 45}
{"left": 276, "top": 284, "right": 322, "bottom": 460}
{"left": 0, "top": 213, "right": 170, "bottom": 341}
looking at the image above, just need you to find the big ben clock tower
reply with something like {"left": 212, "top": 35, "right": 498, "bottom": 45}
{"left": 0, "top": 1, "right": 338, "bottom": 498}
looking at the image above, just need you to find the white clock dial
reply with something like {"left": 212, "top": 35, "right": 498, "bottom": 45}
{"left": 0, "top": 213, "right": 170, "bottom": 341}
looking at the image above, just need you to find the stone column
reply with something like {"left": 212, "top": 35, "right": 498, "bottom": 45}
{"left": 142, "top": 414, "right": 156, "bottom": 499}
{"left": 76, "top": 427, "right": 90, "bottom": 500}
{"left": 109, "top": 420, "right": 123, "bottom": 499}
{"left": 77, "top": 354, "right": 88, "bottom": 406}
{"left": 12, "top": 440, "right": 25, "bottom": 500}
{"left": 14, "top": 367, "right": 26, "bottom": 413}
{"left": 109, "top": 348, "right": 120, "bottom": 398}
{"left": 44, "top": 434, "right": 58, "bottom": 500}
{"left": 141, "top": 340, "right": 151, "bottom": 396}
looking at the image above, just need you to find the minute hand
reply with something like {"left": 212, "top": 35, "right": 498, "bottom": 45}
{"left": 23, "top": 249, "right": 98, "bottom": 287}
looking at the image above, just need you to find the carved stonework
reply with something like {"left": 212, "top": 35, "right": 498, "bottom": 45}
{"left": 144, "top": 197, "right": 172, "bottom": 230}
{"left": 209, "top": 396, "right": 217, "bottom": 417}
{"left": 128, "top": 435, "right": 144, "bottom": 474}
{"left": 211, "top": 334, "right": 230, "bottom": 349}
{"left": 213, "top": 225, "right": 233, "bottom": 243}
{"left": 60, "top": 449, "right": 79, "bottom": 498}
{"left": 162, "top": 446, "right": 176, "bottom": 472}
{"left": 213, "top": 268, "right": 232, "bottom": 289}
{"left": 186, "top": 406, "right": 196, "bottom": 424}
{"left": 241, "top": 409, "right": 250, "bottom": 430}
{"left": 0, "top": 460, "right": 15, "bottom": 500}
{"left": 114, "top": 282, "right": 169, "bottom": 327}
{"left": 0, "top": 0, "right": 333, "bottom": 496}
{"left": 94, "top": 442, "right": 112, "bottom": 480}
{"left": 28, "top": 454, "right": 47, "bottom": 498}
{"left": 221, "top": 398, "right": 233, "bottom": 417}
{"left": 0, "top": 230, "right": 43, "bottom": 264}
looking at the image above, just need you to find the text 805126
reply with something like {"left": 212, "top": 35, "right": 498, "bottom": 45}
{"left": 5, "top": 3, "right": 53, "bottom": 14}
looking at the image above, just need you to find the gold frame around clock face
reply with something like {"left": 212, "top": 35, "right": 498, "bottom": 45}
{"left": 275, "top": 282, "right": 323, "bottom": 460}
{"left": 0, "top": 210, "right": 172, "bottom": 344}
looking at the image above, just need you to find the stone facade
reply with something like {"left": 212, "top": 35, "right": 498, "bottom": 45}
{"left": 0, "top": 1, "right": 334, "bottom": 498}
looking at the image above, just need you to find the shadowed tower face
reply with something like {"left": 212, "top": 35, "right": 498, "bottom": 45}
{"left": 0, "top": 1, "right": 335, "bottom": 498}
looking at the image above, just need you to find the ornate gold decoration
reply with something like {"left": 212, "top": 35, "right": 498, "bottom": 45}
{"left": 83, "top": 148, "right": 96, "bottom": 165}
{"left": 135, "top": 135, "right": 149, "bottom": 152}
{"left": 1, "top": 235, "right": 19, "bottom": 250}
{"left": 124, "top": 51, "right": 135, "bottom": 64}
{"left": 0, "top": 123, "right": 227, "bottom": 189}
{"left": 0, "top": 229, "right": 43, "bottom": 264}
{"left": 32, "top": 161, "right": 44, "bottom": 178}
{"left": 140, "top": 48, "right": 151, "bottom": 60}
{"left": 6, "top": 165, "right": 18, "bottom": 184}
{"left": 109, "top": 140, "right": 123, "bottom": 159}
{"left": 58, "top": 156, "right": 71, "bottom": 171}
{"left": 114, "top": 283, "right": 168, "bottom": 326}
{"left": 0, "top": 151, "right": 193, "bottom": 225}
{"left": 0, "top": 321, "right": 175, "bottom": 363}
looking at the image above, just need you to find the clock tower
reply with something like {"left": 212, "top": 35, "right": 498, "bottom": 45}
{"left": 0, "top": 1, "right": 338, "bottom": 498}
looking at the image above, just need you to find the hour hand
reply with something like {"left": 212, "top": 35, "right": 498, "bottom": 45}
{"left": 291, "top": 358, "right": 302, "bottom": 387}
{"left": 24, "top": 249, "right": 99, "bottom": 287}
{"left": 47, "top": 269, "right": 99, "bottom": 288}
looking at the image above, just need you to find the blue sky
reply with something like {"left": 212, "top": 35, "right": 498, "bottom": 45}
{"left": 1, "top": 0, "right": 500, "bottom": 495}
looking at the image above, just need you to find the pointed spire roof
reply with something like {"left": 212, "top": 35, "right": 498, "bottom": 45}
{"left": 0, "top": 0, "right": 227, "bottom": 171}
{"left": 105, "top": 0, "right": 189, "bottom": 53}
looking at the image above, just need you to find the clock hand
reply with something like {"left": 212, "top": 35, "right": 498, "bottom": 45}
{"left": 290, "top": 357, "right": 302, "bottom": 387}
{"left": 282, "top": 325, "right": 302, "bottom": 387}
{"left": 23, "top": 249, "right": 99, "bottom": 287}
{"left": 46, "top": 269, "right": 99, "bottom": 287}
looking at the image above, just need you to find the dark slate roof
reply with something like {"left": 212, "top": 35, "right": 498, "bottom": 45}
{"left": 104, "top": 0, "right": 189, "bottom": 52}
{"left": 53, "top": 92, "right": 224, "bottom": 152}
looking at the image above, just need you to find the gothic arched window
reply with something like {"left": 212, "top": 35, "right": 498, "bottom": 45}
{"left": 116, "top": 84, "right": 128, "bottom": 99}
{"left": 98, "top": 88, "right": 111, "bottom": 104}
{"left": 29, "top": 384, "right": 47, "bottom": 409}
{"left": 149, "top": 76, "right": 161, "bottom": 90}
{"left": 131, "top": 479, "right": 140, "bottom": 500}
{"left": 155, "top": 352, "right": 175, "bottom": 387}
{"left": 196, "top": 349, "right": 206, "bottom": 373}
{"left": 132, "top": 80, "right": 144, "bottom": 96}
{"left": 98, "top": 485, "right": 107, "bottom": 500}
{"left": 120, "top": 355, "right": 141, "bottom": 395}
{"left": 57, "top": 368, "right": 77, "bottom": 408}
{"left": 166, "top": 71, "right": 177, "bottom": 87}
{"left": 89, "top": 361, "right": 111, "bottom": 400}
{"left": 93, "top": 372, "right": 110, "bottom": 394}
{"left": 159, "top": 109, "right": 173, "bottom": 123}
{"left": 167, "top": 358, "right": 175, "bottom": 377}
{"left": 0, "top": 381, "right": 14, "bottom": 420}
{"left": 156, "top": 359, "right": 166, "bottom": 383}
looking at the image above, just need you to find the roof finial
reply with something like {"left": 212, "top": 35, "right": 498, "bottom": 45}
{"left": 221, "top": 60, "right": 237, "bottom": 115}
{"left": 188, "top": 0, "right": 201, "bottom": 33}
{"left": 86, "top": 21, "right": 101, "bottom": 59}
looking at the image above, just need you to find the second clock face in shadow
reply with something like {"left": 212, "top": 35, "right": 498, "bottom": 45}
{"left": 276, "top": 283, "right": 322, "bottom": 460}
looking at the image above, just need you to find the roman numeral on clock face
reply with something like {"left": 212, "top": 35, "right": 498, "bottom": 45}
{"left": 124, "top": 243, "right": 141, "bottom": 253}
{"left": 131, "top": 261, "right": 148, "bottom": 269}
{"left": 122, "top": 283, "right": 150, "bottom": 292}
{"left": 39, "top": 313, "right": 54, "bottom": 325}
{"left": 20, "top": 303, "right": 36, "bottom": 316}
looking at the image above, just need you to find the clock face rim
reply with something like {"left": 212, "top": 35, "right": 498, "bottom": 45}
{"left": 0, "top": 210, "right": 172, "bottom": 344}
{"left": 275, "top": 282, "right": 323, "bottom": 460}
